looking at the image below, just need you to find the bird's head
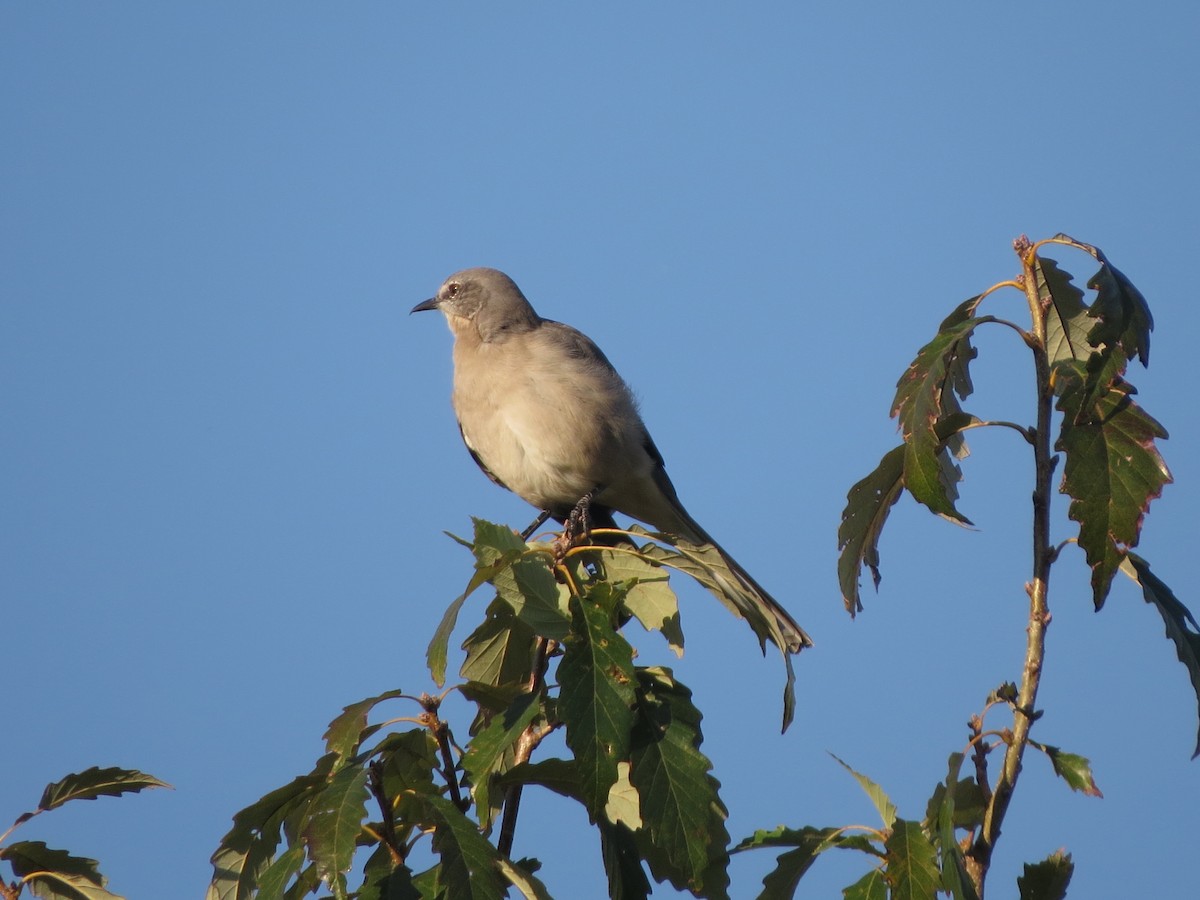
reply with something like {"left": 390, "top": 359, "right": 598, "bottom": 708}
{"left": 412, "top": 268, "right": 540, "bottom": 342}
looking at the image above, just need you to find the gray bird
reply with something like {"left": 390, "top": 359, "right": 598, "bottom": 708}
{"left": 412, "top": 267, "right": 811, "bottom": 656}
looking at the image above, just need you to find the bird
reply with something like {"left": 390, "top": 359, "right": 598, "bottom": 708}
{"left": 411, "top": 267, "right": 811, "bottom": 656}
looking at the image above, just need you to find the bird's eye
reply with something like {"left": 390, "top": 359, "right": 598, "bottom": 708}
{"left": 446, "top": 282, "right": 460, "bottom": 297}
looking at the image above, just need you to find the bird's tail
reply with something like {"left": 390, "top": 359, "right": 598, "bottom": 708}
{"left": 628, "top": 475, "right": 810, "bottom": 654}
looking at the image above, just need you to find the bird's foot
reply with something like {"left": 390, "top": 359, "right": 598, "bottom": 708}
{"left": 553, "top": 489, "right": 600, "bottom": 564}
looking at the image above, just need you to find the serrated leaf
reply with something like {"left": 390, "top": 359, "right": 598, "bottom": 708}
{"left": 374, "top": 729, "right": 440, "bottom": 797}
{"left": 461, "top": 691, "right": 542, "bottom": 828}
{"left": 1055, "top": 357, "right": 1171, "bottom": 608}
{"left": 253, "top": 845, "right": 306, "bottom": 900}
{"left": 843, "top": 867, "right": 888, "bottom": 900}
{"left": 891, "top": 311, "right": 993, "bottom": 523}
{"left": 731, "top": 826, "right": 851, "bottom": 900}
{"left": 927, "top": 754, "right": 979, "bottom": 900}
{"left": 1017, "top": 850, "right": 1074, "bottom": 900}
{"left": 302, "top": 765, "right": 371, "bottom": 896}
{"left": 884, "top": 818, "right": 939, "bottom": 900}
{"left": 420, "top": 794, "right": 507, "bottom": 900}
{"left": 357, "top": 845, "right": 420, "bottom": 900}
{"left": 37, "top": 767, "right": 170, "bottom": 812}
{"left": 1122, "top": 554, "right": 1200, "bottom": 757}
{"left": 460, "top": 597, "right": 537, "bottom": 689}
{"left": 558, "top": 588, "right": 637, "bottom": 819}
{"left": 323, "top": 690, "right": 409, "bottom": 763}
{"left": 1037, "top": 256, "right": 1091, "bottom": 365}
{"left": 1028, "top": 741, "right": 1102, "bottom": 797}
{"left": 207, "top": 756, "right": 335, "bottom": 900}
{"left": 838, "top": 445, "right": 905, "bottom": 615}
{"left": 596, "top": 547, "right": 684, "bottom": 656}
{"left": 629, "top": 667, "right": 730, "bottom": 900}
{"left": 830, "top": 754, "right": 897, "bottom": 829}
{"left": 2, "top": 842, "right": 115, "bottom": 900}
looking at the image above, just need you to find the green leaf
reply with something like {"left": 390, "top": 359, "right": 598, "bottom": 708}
{"left": 323, "top": 690, "right": 409, "bottom": 763}
{"left": 253, "top": 845, "right": 306, "bottom": 900}
{"left": 1017, "top": 850, "right": 1074, "bottom": 900}
{"left": 843, "top": 867, "right": 888, "bottom": 900}
{"left": 421, "top": 794, "right": 507, "bottom": 900}
{"left": 926, "top": 754, "right": 979, "bottom": 900}
{"left": 1037, "top": 256, "right": 1092, "bottom": 365}
{"left": 595, "top": 547, "right": 684, "bottom": 656}
{"left": 460, "top": 597, "right": 538, "bottom": 689}
{"left": 461, "top": 690, "right": 542, "bottom": 828}
{"left": 496, "top": 857, "right": 555, "bottom": 900}
{"left": 2, "top": 842, "right": 119, "bottom": 900}
{"left": 207, "top": 756, "right": 335, "bottom": 900}
{"left": 1055, "top": 356, "right": 1171, "bottom": 608}
{"left": 629, "top": 666, "right": 730, "bottom": 900}
{"left": 37, "top": 767, "right": 170, "bottom": 812}
{"left": 732, "top": 826, "right": 855, "bottom": 900}
{"left": 23, "top": 872, "right": 123, "bottom": 900}
{"left": 599, "top": 820, "right": 652, "bottom": 900}
{"left": 838, "top": 445, "right": 905, "bottom": 615}
{"left": 427, "top": 519, "right": 530, "bottom": 685}
{"left": 1122, "top": 554, "right": 1200, "bottom": 757}
{"left": 373, "top": 728, "right": 440, "bottom": 797}
{"left": 558, "top": 586, "right": 637, "bottom": 818}
{"left": 883, "top": 819, "right": 939, "bottom": 900}
{"left": 497, "top": 759, "right": 583, "bottom": 804}
{"left": 302, "top": 764, "right": 371, "bottom": 896}
{"left": 603, "top": 761, "right": 642, "bottom": 829}
{"left": 891, "top": 308, "right": 993, "bottom": 524}
{"left": 1028, "top": 741, "right": 1103, "bottom": 797}
{"left": 357, "top": 845, "right": 420, "bottom": 900}
{"left": 830, "top": 754, "right": 897, "bottom": 829}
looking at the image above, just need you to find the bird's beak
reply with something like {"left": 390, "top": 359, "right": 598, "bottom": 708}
{"left": 411, "top": 296, "right": 440, "bottom": 314}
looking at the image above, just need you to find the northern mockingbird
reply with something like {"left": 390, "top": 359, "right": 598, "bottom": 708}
{"left": 412, "top": 267, "right": 811, "bottom": 655}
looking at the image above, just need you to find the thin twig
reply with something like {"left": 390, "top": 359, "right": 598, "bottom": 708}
{"left": 496, "top": 636, "right": 555, "bottom": 858}
{"left": 964, "top": 238, "right": 1056, "bottom": 897}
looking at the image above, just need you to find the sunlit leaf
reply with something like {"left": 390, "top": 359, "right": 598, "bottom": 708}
{"left": 926, "top": 754, "right": 979, "bottom": 900}
{"left": 1037, "top": 256, "right": 1091, "bottom": 365}
{"left": 496, "top": 857, "right": 555, "bottom": 900}
{"left": 1017, "top": 850, "right": 1074, "bottom": 900}
{"left": 323, "top": 690, "right": 408, "bottom": 764}
{"left": 843, "top": 867, "right": 888, "bottom": 900}
{"left": 891, "top": 308, "right": 993, "bottom": 523}
{"left": 838, "top": 445, "right": 905, "bottom": 615}
{"left": 559, "top": 586, "right": 637, "bottom": 818}
{"left": 253, "top": 845, "right": 306, "bottom": 900}
{"left": 460, "top": 597, "right": 537, "bottom": 689}
{"left": 1028, "top": 741, "right": 1102, "bottom": 797}
{"left": 883, "top": 819, "right": 939, "bottom": 900}
{"left": 37, "top": 768, "right": 170, "bottom": 812}
{"left": 207, "top": 756, "right": 334, "bottom": 900}
{"left": 629, "top": 667, "right": 730, "bottom": 899}
{"left": 830, "top": 754, "right": 897, "bottom": 829}
{"left": 302, "top": 765, "right": 371, "bottom": 896}
{"left": 1055, "top": 358, "right": 1171, "bottom": 608}
{"left": 1122, "top": 554, "right": 1200, "bottom": 757}
{"left": 595, "top": 547, "right": 684, "bottom": 656}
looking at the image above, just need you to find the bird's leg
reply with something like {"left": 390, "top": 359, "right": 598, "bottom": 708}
{"left": 520, "top": 509, "right": 552, "bottom": 541}
{"left": 553, "top": 487, "right": 602, "bottom": 563}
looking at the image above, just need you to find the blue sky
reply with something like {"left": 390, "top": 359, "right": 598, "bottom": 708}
{"left": 3, "top": 4, "right": 1198, "bottom": 898}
